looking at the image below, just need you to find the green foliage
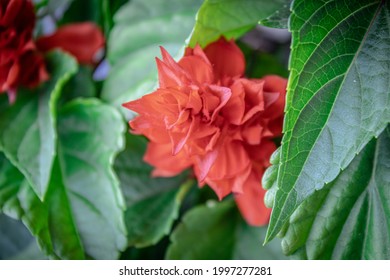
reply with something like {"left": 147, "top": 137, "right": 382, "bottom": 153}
{"left": 60, "top": 66, "right": 97, "bottom": 103}
{"left": 259, "top": 1, "right": 290, "bottom": 29}
{"left": 280, "top": 127, "right": 390, "bottom": 259}
{"left": 5, "top": 0, "right": 390, "bottom": 261}
{"left": 266, "top": 0, "right": 390, "bottom": 242}
{"left": 189, "top": 0, "right": 286, "bottom": 47}
{"left": 57, "top": 99, "right": 127, "bottom": 259}
{"left": 0, "top": 97, "right": 127, "bottom": 259}
{"left": 0, "top": 214, "right": 46, "bottom": 260}
{"left": 59, "top": 0, "right": 127, "bottom": 34}
{"left": 166, "top": 200, "right": 286, "bottom": 260}
{"left": 0, "top": 51, "right": 77, "bottom": 199}
{"left": 114, "top": 134, "right": 190, "bottom": 248}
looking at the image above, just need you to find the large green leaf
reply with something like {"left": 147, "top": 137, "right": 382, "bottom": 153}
{"left": 0, "top": 154, "right": 76, "bottom": 259}
{"left": 0, "top": 99, "right": 127, "bottom": 259}
{"left": 101, "top": 0, "right": 203, "bottom": 115}
{"left": 57, "top": 99, "right": 127, "bottom": 259}
{"left": 166, "top": 200, "right": 285, "bottom": 260}
{"left": 115, "top": 134, "right": 189, "bottom": 248}
{"left": 0, "top": 51, "right": 77, "bottom": 199}
{"left": 0, "top": 214, "right": 47, "bottom": 260}
{"left": 60, "top": 66, "right": 97, "bottom": 103}
{"left": 189, "top": 0, "right": 286, "bottom": 47}
{"left": 280, "top": 126, "right": 390, "bottom": 259}
{"left": 259, "top": 1, "right": 290, "bottom": 29}
{"left": 0, "top": 214, "right": 45, "bottom": 260}
{"left": 60, "top": 0, "right": 102, "bottom": 26}
{"left": 0, "top": 154, "right": 95, "bottom": 259}
{"left": 266, "top": 0, "right": 390, "bottom": 241}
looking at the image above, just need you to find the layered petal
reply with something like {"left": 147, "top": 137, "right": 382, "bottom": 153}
{"left": 234, "top": 170, "right": 271, "bottom": 226}
{"left": 0, "top": 0, "right": 35, "bottom": 50}
{"left": 0, "top": 0, "right": 48, "bottom": 95}
{"left": 179, "top": 45, "right": 214, "bottom": 85}
{"left": 222, "top": 78, "right": 265, "bottom": 125}
{"left": 262, "top": 75, "right": 287, "bottom": 137}
{"left": 17, "top": 50, "right": 49, "bottom": 89}
{"left": 144, "top": 142, "right": 192, "bottom": 177}
{"left": 203, "top": 37, "right": 245, "bottom": 83}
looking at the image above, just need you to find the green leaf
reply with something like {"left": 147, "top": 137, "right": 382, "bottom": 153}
{"left": 43, "top": 0, "right": 74, "bottom": 17}
{"left": 60, "top": 66, "right": 97, "bottom": 103}
{"left": 0, "top": 51, "right": 77, "bottom": 199}
{"left": 115, "top": 134, "right": 189, "bottom": 248}
{"left": 125, "top": 187, "right": 189, "bottom": 248}
{"left": 259, "top": 1, "right": 290, "bottom": 29}
{"left": 0, "top": 153, "right": 64, "bottom": 258}
{"left": 0, "top": 152, "right": 91, "bottom": 259}
{"left": 166, "top": 200, "right": 285, "bottom": 260}
{"left": 262, "top": 147, "right": 281, "bottom": 209}
{"left": 267, "top": 0, "right": 390, "bottom": 242}
{"left": 0, "top": 214, "right": 45, "bottom": 260}
{"left": 101, "top": 0, "right": 203, "bottom": 114}
{"left": 281, "top": 126, "right": 390, "bottom": 259}
{"left": 57, "top": 98, "right": 127, "bottom": 259}
{"left": 60, "top": 0, "right": 101, "bottom": 26}
{"left": 1, "top": 99, "right": 127, "bottom": 259}
{"left": 189, "top": 0, "right": 287, "bottom": 47}
{"left": 0, "top": 213, "right": 47, "bottom": 260}
{"left": 101, "top": 0, "right": 133, "bottom": 34}
{"left": 239, "top": 43, "right": 289, "bottom": 78}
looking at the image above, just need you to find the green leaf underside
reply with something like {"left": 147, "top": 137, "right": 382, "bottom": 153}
{"left": 281, "top": 127, "right": 390, "bottom": 259}
{"left": 259, "top": 1, "right": 291, "bottom": 29}
{"left": 189, "top": 0, "right": 287, "bottom": 47}
{"left": 115, "top": 134, "right": 188, "bottom": 248}
{"left": 0, "top": 51, "right": 77, "bottom": 200}
{"left": 0, "top": 214, "right": 36, "bottom": 259}
{"left": 0, "top": 99, "right": 127, "bottom": 259}
{"left": 0, "top": 154, "right": 70, "bottom": 259}
{"left": 102, "top": 0, "right": 203, "bottom": 113}
{"left": 267, "top": 0, "right": 390, "bottom": 241}
{"left": 57, "top": 99, "right": 127, "bottom": 259}
{"left": 125, "top": 188, "right": 182, "bottom": 248}
{"left": 166, "top": 200, "right": 286, "bottom": 260}
{"left": 0, "top": 213, "right": 47, "bottom": 260}
{"left": 60, "top": 66, "right": 97, "bottom": 103}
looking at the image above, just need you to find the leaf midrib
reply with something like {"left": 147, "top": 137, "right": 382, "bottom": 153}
{"left": 286, "top": 1, "right": 379, "bottom": 134}
{"left": 269, "top": 0, "right": 385, "bottom": 240}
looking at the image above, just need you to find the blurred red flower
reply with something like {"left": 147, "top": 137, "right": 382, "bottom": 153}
{"left": 37, "top": 22, "right": 105, "bottom": 65}
{"left": 124, "top": 38, "right": 286, "bottom": 226}
{"left": 1, "top": 0, "right": 105, "bottom": 102}
{"left": 0, "top": 0, "right": 48, "bottom": 99}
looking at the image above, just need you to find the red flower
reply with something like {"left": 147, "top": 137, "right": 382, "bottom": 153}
{"left": 0, "top": 0, "right": 48, "bottom": 98}
{"left": 37, "top": 23, "right": 105, "bottom": 65}
{"left": 123, "top": 38, "right": 287, "bottom": 226}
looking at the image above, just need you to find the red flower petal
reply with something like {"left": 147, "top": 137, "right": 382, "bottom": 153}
{"left": 262, "top": 75, "right": 287, "bottom": 119}
{"left": 37, "top": 23, "right": 105, "bottom": 65}
{"left": 17, "top": 50, "right": 49, "bottom": 88}
{"left": 262, "top": 75, "right": 288, "bottom": 137}
{"left": 144, "top": 142, "right": 192, "bottom": 177}
{"left": 211, "top": 141, "right": 251, "bottom": 180}
{"left": 234, "top": 170, "right": 271, "bottom": 226}
{"left": 123, "top": 37, "right": 287, "bottom": 226}
{"left": 1, "top": 0, "right": 47, "bottom": 95}
{"left": 203, "top": 37, "right": 245, "bottom": 82}
{"left": 179, "top": 45, "right": 214, "bottom": 85}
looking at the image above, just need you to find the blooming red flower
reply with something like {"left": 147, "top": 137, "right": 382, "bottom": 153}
{"left": 0, "top": 0, "right": 48, "bottom": 99}
{"left": 123, "top": 38, "right": 287, "bottom": 226}
{"left": 37, "top": 23, "right": 105, "bottom": 65}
